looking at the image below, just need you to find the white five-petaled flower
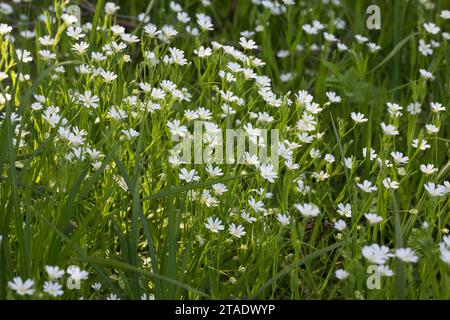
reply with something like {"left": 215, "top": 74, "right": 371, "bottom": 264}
{"left": 194, "top": 46, "right": 212, "bottom": 58}
{"left": 295, "top": 203, "right": 320, "bottom": 218}
{"left": 357, "top": 180, "right": 378, "bottom": 193}
{"left": 239, "top": 37, "right": 258, "bottom": 50}
{"left": 78, "top": 90, "right": 99, "bottom": 109}
{"left": 382, "top": 178, "right": 399, "bottom": 190}
{"left": 337, "top": 203, "right": 352, "bottom": 218}
{"left": 395, "top": 248, "right": 419, "bottom": 263}
{"left": 362, "top": 244, "right": 391, "bottom": 265}
{"left": 45, "top": 265, "right": 65, "bottom": 280}
{"left": 424, "top": 182, "right": 446, "bottom": 197}
{"left": 16, "top": 49, "right": 33, "bottom": 63}
{"left": 100, "top": 70, "right": 118, "bottom": 82}
{"left": 380, "top": 122, "right": 399, "bottom": 136}
{"left": 72, "top": 42, "right": 89, "bottom": 54}
{"left": 66, "top": 265, "right": 89, "bottom": 282}
{"left": 8, "top": 277, "right": 35, "bottom": 296}
{"left": 350, "top": 112, "right": 368, "bottom": 124}
{"left": 326, "top": 91, "right": 341, "bottom": 103}
{"left": 179, "top": 168, "right": 200, "bottom": 183}
{"left": 259, "top": 163, "right": 278, "bottom": 183}
{"left": 419, "top": 68, "right": 434, "bottom": 80}
{"left": 334, "top": 219, "right": 347, "bottom": 232}
{"left": 167, "top": 119, "right": 188, "bottom": 138}
{"left": 229, "top": 223, "right": 246, "bottom": 238}
{"left": 365, "top": 213, "right": 383, "bottom": 225}
{"left": 205, "top": 216, "right": 224, "bottom": 233}
{"left": 43, "top": 281, "right": 64, "bottom": 297}
{"left": 66, "top": 26, "right": 85, "bottom": 40}
{"left": 335, "top": 269, "right": 350, "bottom": 280}
{"left": 420, "top": 164, "right": 438, "bottom": 175}
{"left": 277, "top": 213, "right": 290, "bottom": 226}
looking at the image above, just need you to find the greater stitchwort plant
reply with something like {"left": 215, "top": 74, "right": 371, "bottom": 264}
{"left": 0, "top": 0, "right": 449, "bottom": 300}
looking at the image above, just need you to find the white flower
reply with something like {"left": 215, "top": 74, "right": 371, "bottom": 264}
{"left": 362, "top": 244, "right": 391, "bottom": 264}
{"left": 39, "top": 35, "right": 55, "bottom": 46}
{"left": 196, "top": 13, "right": 214, "bottom": 31}
{"left": 337, "top": 203, "right": 352, "bottom": 218}
{"left": 66, "top": 265, "right": 89, "bottom": 281}
{"left": 194, "top": 46, "right": 212, "bottom": 58}
{"left": 206, "top": 165, "right": 223, "bottom": 178}
{"left": 377, "top": 265, "right": 394, "bottom": 277}
{"left": 441, "top": 10, "right": 450, "bottom": 19}
{"left": 430, "top": 102, "right": 445, "bottom": 113}
{"left": 8, "top": 277, "right": 35, "bottom": 296}
{"left": 16, "top": 49, "right": 33, "bottom": 63}
{"left": 62, "top": 13, "right": 78, "bottom": 25}
{"left": 205, "top": 217, "right": 224, "bottom": 233}
{"left": 418, "top": 39, "right": 433, "bottom": 56}
{"left": 391, "top": 151, "right": 408, "bottom": 165}
{"left": 167, "top": 119, "right": 187, "bottom": 138}
{"left": 334, "top": 219, "right": 347, "bottom": 232}
{"left": 362, "top": 147, "right": 377, "bottom": 161}
{"left": 43, "top": 281, "right": 64, "bottom": 297}
{"left": 259, "top": 163, "right": 278, "bottom": 183}
{"left": 357, "top": 180, "right": 378, "bottom": 193}
{"left": 100, "top": 70, "right": 118, "bottom": 82}
{"left": 364, "top": 213, "right": 383, "bottom": 225}
{"left": 39, "top": 49, "right": 56, "bottom": 61}
{"left": 179, "top": 168, "right": 200, "bottom": 183}
{"left": 367, "top": 42, "right": 381, "bottom": 52}
{"left": 78, "top": 90, "right": 99, "bottom": 109}
{"left": 425, "top": 124, "right": 439, "bottom": 134}
{"left": 423, "top": 22, "right": 440, "bottom": 35}
{"left": 105, "top": 2, "right": 120, "bottom": 15}
{"left": 121, "top": 128, "right": 139, "bottom": 140}
{"left": 420, "top": 164, "right": 438, "bottom": 175}
{"left": 248, "top": 196, "right": 265, "bottom": 213}
{"left": 92, "top": 283, "right": 102, "bottom": 291}
{"left": 177, "top": 11, "right": 190, "bottom": 23}
{"left": 212, "top": 183, "right": 228, "bottom": 195}
{"left": 424, "top": 182, "right": 446, "bottom": 197}
{"left": 277, "top": 213, "right": 290, "bottom": 226}
{"left": 0, "top": 23, "right": 12, "bottom": 35}
{"left": 419, "top": 68, "right": 434, "bottom": 80}
{"left": 382, "top": 178, "right": 399, "bottom": 190}
{"left": 335, "top": 269, "right": 350, "bottom": 280}
{"left": 121, "top": 33, "right": 139, "bottom": 44}
{"left": 144, "top": 24, "right": 160, "bottom": 38}
{"left": 395, "top": 248, "right": 419, "bottom": 263}
{"left": 380, "top": 122, "right": 399, "bottom": 136}
{"left": 407, "top": 102, "right": 422, "bottom": 115}
{"left": 67, "top": 26, "right": 85, "bottom": 40}
{"left": 324, "top": 153, "right": 335, "bottom": 163}
{"left": 169, "top": 47, "right": 187, "bottom": 65}
{"left": 355, "top": 34, "right": 368, "bottom": 43}
{"left": 107, "top": 293, "right": 120, "bottom": 300}
{"left": 229, "top": 224, "right": 246, "bottom": 238}
{"left": 72, "top": 42, "right": 89, "bottom": 54}
{"left": 91, "top": 51, "right": 106, "bottom": 62}
{"left": 386, "top": 102, "right": 402, "bottom": 117}
{"left": 239, "top": 37, "right": 258, "bottom": 50}
{"left": 295, "top": 203, "right": 320, "bottom": 218}
{"left": 344, "top": 157, "right": 353, "bottom": 169}
{"left": 337, "top": 42, "right": 348, "bottom": 51}
{"left": 45, "top": 265, "right": 65, "bottom": 280}
{"left": 350, "top": 112, "right": 368, "bottom": 124}
{"left": 439, "top": 239, "right": 450, "bottom": 265}
{"left": 200, "top": 190, "right": 218, "bottom": 207}
{"left": 439, "top": 245, "right": 450, "bottom": 265}
{"left": 412, "top": 138, "right": 430, "bottom": 150}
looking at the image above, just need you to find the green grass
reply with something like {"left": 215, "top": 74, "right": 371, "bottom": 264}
{"left": 0, "top": 0, "right": 449, "bottom": 300}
